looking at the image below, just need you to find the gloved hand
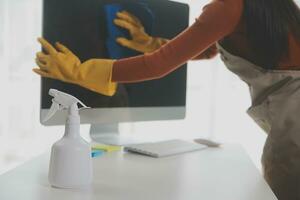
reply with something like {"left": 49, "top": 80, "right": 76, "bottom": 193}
{"left": 33, "top": 38, "right": 117, "bottom": 96}
{"left": 114, "top": 10, "right": 168, "bottom": 53}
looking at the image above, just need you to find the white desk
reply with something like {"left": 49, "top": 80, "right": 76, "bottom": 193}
{"left": 0, "top": 145, "right": 277, "bottom": 200}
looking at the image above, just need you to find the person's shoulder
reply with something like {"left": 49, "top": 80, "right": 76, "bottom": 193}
{"left": 203, "top": 0, "right": 243, "bottom": 11}
{"left": 202, "top": 0, "right": 244, "bottom": 19}
{"left": 201, "top": 0, "right": 245, "bottom": 37}
{"left": 218, "top": 0, "right": 243, "bottom": 10}
{"left": 217, "top": 0, "right": 243, "bottom": 5}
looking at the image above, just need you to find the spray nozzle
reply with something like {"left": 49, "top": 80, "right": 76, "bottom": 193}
{"left": 43, "top": 89, "right": 89, "bottom": 123}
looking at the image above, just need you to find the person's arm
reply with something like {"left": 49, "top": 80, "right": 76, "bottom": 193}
{"left": 114, "top": 11, "right": 217, "bottom": 60}
{"left": 112, "top": 0, "right": 243, "bottom": 83}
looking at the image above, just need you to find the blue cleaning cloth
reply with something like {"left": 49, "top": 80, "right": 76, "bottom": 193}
{"left": 104, "top": 2, "right": 154, "bottom": 59}
{"left": 91, "top": 149, "right": 105, "bottom": 158}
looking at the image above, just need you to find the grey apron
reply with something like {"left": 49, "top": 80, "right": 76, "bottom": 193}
{"left": 217, "top": 43, "right": 300, "bottom": 200}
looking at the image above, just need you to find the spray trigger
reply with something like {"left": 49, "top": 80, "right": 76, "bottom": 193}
{"left": 43, "top": 89, "right": 89, "bottom": 123}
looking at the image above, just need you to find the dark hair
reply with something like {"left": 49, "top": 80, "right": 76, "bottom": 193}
{"left": 244, "top": 0, "right": 300, "bottom": 69}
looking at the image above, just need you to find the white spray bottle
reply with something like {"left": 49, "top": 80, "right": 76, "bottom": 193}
{"left": 43, "top": 89, "right": 93, "bottom": 188}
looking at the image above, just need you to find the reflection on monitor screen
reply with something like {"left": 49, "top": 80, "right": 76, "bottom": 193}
{"left": 40, "top": 0, "right": 189, "bottom": 144}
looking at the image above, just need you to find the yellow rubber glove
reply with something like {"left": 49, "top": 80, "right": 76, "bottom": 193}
{"left": 33, "top": 38, "right": 117, "bottom": 96}
{"left": 113, "top": 10, "right": 168, "bottom": 53}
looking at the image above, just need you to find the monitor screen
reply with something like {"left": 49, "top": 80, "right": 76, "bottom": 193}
{"left": 41, "top": 0, "right": 189, "bottom": 110}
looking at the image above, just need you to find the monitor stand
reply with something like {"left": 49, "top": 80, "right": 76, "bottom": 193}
{"left": 89, "top": 123, "right": 141, "bottom": 146}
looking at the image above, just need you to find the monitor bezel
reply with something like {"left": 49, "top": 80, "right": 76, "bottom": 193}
{"left": 40, "top": 106, "right": 186, "bottom": 126}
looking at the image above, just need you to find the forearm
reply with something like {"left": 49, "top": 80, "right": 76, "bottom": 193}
{"left": 152, "top": 39, "right": 218, "bottom": 60}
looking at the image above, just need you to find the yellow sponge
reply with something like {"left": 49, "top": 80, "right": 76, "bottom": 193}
{"left": 91, "top": 144, "right": 121, "bottom": 152}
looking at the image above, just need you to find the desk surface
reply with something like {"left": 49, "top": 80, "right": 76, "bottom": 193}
{"left": 0, "top": 145, "right": 277, "bottom": 200}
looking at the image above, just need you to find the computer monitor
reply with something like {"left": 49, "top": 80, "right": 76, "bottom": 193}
{"left": 40, "top": 0, "right": 189, "bottom": 145}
